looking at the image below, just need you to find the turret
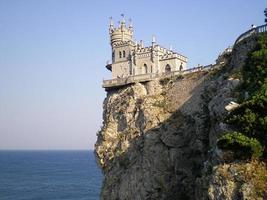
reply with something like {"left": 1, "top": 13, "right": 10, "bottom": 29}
{"left": 109, "top": 15, "right": 134, "bottom": 46}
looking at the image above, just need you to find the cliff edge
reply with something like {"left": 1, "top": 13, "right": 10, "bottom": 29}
{"left": 95, "top": 33, "right": 267, "bottom": 199}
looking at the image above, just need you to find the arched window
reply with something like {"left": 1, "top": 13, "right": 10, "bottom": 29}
{"left": 123, "top": 51, "right": 126, "bottom": 58}
{"left": 165, "top": 64, "right": 171, "bottom": 73}
{"left": 119, "top": 51, "right": 122, "bottom": 58}
{"left": 179, "top": 63, "right": 183, "bottom": 71}
{"left": 144, "top": 64, "right": 148, "bottom": 74}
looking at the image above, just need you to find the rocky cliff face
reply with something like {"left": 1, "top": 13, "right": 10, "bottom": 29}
{"left": 95, "top": 37, "right": 262, "bottom": 200}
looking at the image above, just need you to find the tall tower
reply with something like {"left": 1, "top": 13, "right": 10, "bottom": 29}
{"left": 107, "top": 15, "right": 136, "bottom": 78}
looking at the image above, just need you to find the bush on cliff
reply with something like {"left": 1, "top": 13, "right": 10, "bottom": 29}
{"left": 218, "top": 132, "right": 264, "bottom": 159}
{"left": 242, "top": 33, "right": 267, "bottom": 94}
{"left": 219, "top": 33, "right": 267, "bottom": 159}
{"left": 226, "top": 87, "right": 267, "bottom": 146}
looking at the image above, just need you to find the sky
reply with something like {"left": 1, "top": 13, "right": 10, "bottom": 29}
{"left": 0, "top": 0, "right": 266, "bottom": 150}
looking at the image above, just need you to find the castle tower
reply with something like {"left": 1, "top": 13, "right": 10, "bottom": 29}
{"left": 107, "top": 15, "right": 136, "bottom": 78}
{"left": 109, "top": 15, "right": 134, "bottom": 46}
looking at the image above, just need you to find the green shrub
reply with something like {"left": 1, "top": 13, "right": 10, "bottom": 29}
{"left": 218, "top": 132, "right": 264, "bottom": 159}
{"left": 225, "top": 33, "right": 267, "bottom": 158}
{"left": 242, "top": 33, "right": 267, "bottom": 94}
{"left": 226, "top": 85, "right": 267, "bottom": 147}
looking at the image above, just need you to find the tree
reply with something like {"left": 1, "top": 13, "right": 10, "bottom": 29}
{"left": 265, "top": 8, "right": 267, "bottom": 23}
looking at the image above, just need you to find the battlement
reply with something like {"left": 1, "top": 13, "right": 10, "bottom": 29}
{"left": 160, "top": 52, "right": 187, "bottom": 62}
{"left": 135, "top": 46, "right": 152, "bottom": 53}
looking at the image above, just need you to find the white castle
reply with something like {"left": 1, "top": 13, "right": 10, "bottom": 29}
{"left": 105, "top": 16, "right": 188, "bottom": 81}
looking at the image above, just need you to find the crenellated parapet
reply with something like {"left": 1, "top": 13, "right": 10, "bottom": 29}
{"left": 160, "top": 52, "right": 188, "bottom": 62}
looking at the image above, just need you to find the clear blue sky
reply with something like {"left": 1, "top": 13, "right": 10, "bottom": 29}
{"left": 0, "top": 0, "right": 266, "bottom": 150}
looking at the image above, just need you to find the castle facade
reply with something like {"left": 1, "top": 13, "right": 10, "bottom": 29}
{"left": 106, "top": 16, "right": 188, "bottom": 79}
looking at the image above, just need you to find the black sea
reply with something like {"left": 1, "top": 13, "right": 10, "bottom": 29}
{"left": 0, "top": 150, "right": 102, "bottom": 200}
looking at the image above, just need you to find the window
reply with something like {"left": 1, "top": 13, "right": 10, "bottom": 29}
{"left": 165, "top": 64, "right": 171, "bottom": 73}
{"left": 112, "top": 51, "right": 115, "bottom": 62}
{"left": 123, "top": 51, "right": 126, "bottom": 58}
{"left": 119, "top": 51, "right": 122, "bottom": 58}
{"left": 144, "top": 64, "right": 148, "bottom": 74}
{"left": 179, "top": 63, "right": 183, "bottom": 71}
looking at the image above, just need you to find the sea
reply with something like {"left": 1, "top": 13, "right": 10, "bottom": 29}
{"left": 0, "top": 150, "right": 103, "bottom": 200}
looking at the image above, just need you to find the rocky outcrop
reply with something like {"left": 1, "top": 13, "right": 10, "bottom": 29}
{"left": 230, "top": 35, "right": 258, "bottom": 70}
{"left": 95, "top": 36, "right": 263, "bottom": 199}
{"left": 95, "top": 72, "right": 212, "bottom": 199}
{"left": 207, "top": 161, "right": 267, "bottom": 200}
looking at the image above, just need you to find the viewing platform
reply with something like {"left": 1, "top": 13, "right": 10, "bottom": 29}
{"left": 102, "top": 64, "right": 217, "bottom": 89}
{"left": 234, "top": 24, "right": 267, "bottom": 45}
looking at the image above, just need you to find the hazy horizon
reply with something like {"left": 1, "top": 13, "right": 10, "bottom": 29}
{"left": 0, "top": 0, "right": 266, "bottom": 150}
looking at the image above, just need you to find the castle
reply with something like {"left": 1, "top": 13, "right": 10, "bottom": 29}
{"left": 105, "top": 16, "right": 188, "bottom": 81}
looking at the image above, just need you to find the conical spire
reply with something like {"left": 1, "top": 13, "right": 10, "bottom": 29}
{"left": 109, "top": 17, "right": 114, "bottom": 33}
{"left": 129, "top": 18, "right": 133, "bottom": 28}
{"left": 152, "top": 35, "right": 156, "bottom": 43}
{"left": 120, "top": 14, "right": 126, "bottom": 28}
{"left": 152, "top": 35, "right": 156, "bottom": 47}
{"left": 109, "top": 17, "right": 114, "bottom": 26}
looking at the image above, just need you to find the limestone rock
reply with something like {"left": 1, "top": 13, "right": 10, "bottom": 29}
{"left": 95, "top": 73, "right": 210, "bottom": 199}
{"left": 225, "top": 101, "right": 240, "bottom": 112}
{"left": 95, "top": 36, "right": 264, "bottom": 200}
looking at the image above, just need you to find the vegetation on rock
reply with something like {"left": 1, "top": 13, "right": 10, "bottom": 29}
{"left": 218, "top": 132, "right": 263, "bottom": 158}
{"left": 215, "top": 161, "right": 267, "bottom": 199}
{"left": 219, "top": 33, "right": 267, "bottom": 159}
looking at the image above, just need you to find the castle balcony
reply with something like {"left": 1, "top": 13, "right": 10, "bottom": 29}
{"left": 234, "top": 24, "right": 267, "bottom": 45}
{"left": 102, "top": 64, "right": 216, "bottom": 89}
{"left": 105, "top": 61, "right": 112, "bottom": 71}
{"left": 102, "top": 73, "right": 159, "bottom": 89}
{"left": 106, "top": 64, "right": 112, "bottom": 71}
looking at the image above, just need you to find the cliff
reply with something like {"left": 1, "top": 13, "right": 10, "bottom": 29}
{"left": 95, "top": 33, "right": 267, "bottom": 199}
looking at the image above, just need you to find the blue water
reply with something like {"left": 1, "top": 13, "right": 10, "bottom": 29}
{"left": 0, "top": 150, "right": 102, "bottom": 200}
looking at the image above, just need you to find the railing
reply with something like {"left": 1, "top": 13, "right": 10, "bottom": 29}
{"left": 102, "top": 73, "right": 160, "bottom": 88}
{"left": 102, "top": 64, "right": 218, "bottom": 88}
{"left": 234, "top": 24, "right": 267, "bottom": 45}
